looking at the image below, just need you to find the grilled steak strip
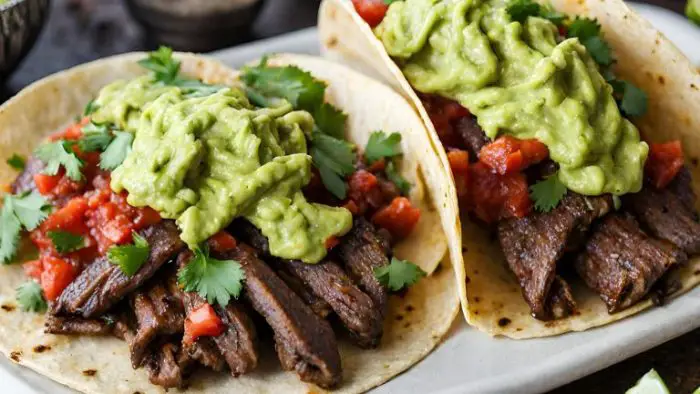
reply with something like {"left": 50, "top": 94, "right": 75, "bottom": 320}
{"left": 455, "top": 115, "right": 490, "bottom": 159}
{"left": 143, "top": 341, "right": 192, "bottom": 389}
{"left": 176, "top": 251, "right": 259, "bottom": 377}
{"left": 498, "top": 194, "right": 613, "bottom": 320}
{"left": 575, "top": 213, "right": 687, "bottom": 313}
{"left": 45, "top": 315, "right": 118, "bottom": 336}
{"left": 546, "top": 276, "right": 577, "bottom": 320}
{"left": 625, "top": 167, "right": 700, "bottom": 254}
{"left": 236, "top": 221, "right": 384, "bottom": 349}
{"left": 224, "top": 244, "right": 342, "bottom": 389}
{"left": 335, "top": 217, "right": 390, "bottom": 320}
{"left": 52, "top": 220, "right": 185, "bottom": 318}
{"left": 129, "top": 275, "right": 185, "bottom": 368}
{"left": 276, "top": 269, "right": 332, "bottom": 318}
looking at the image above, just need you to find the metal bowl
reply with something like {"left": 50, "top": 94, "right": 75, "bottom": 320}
{"left": 0, "top": 0, "right": 50, "bottom": 82}
{"left": 124, "top": 0, "right": 266, "bottom": 52}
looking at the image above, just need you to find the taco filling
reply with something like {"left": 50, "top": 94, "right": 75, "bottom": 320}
{"left": 0, "top": 49, "right": 433, "bottom": 389}
{"left": 349, "top": 0, "right": 700, "bottom": 321}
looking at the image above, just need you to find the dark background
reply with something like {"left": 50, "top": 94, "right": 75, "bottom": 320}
{"left": 5, "top": 0, "right": 699, "bottom": 392}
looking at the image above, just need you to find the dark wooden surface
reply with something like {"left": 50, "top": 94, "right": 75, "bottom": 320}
{"left": 4, "top": 0, "right": 699, "bottom": 392}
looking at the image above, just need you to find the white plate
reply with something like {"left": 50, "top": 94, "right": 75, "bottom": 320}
{"left": 2, "top": 6, "right": 700, "bottom": 393}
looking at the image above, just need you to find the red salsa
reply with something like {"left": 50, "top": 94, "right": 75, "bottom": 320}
{"left": 351, "top": 0, "right": 389, "bottom": 27}
{"left": 645, "top": 141, "right": 684, "bottom": 189}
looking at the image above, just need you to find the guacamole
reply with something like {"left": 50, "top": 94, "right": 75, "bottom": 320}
{"left": 376, "top": 0, "right": 648, "bottom": 196}
{"left": 93, "top": 76, "right": 352, "bottom": 263}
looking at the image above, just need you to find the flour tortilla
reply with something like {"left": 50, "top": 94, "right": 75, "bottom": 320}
{"left": 318, "top": 0, "right": 700, "bottom": 338}
{"left": 0, "top": 53, "right": 460, "bottom": 393}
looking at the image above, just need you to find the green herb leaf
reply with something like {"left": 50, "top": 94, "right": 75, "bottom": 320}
{"left": 0, "top": 202, "right": 21, "bottom": 264}
{"left": 107, "top": 233, "right": 150, "bottom": 276}
{"left": 79, "top": 122, "right": 113, "bottom": 153}
{"left": 384, "top": 0, "right": 399, "bottom": 4}
{"left": 6, "top": 153, "right": 26, "bottom": 171}
{"left": 581, "top": 36, "right": 613, "bottom": 66}
{"left": 34, "top": 140, "right": 84, "bottom": 181}
{"left": 241, "top": 59, "right": 326, "bottom": 112}
{"left": 619, "top": 81, "right": 648, "bottom": 117}
{"left": 314, "top": 103, "right": 347, "bottom": 140}
{"left": 100, "top": 130, "right": 134, "bottom": 170}
{"left": 174, "top": 79, "right": 225, "bottom": 98}
{"left": 386, "top": 160, "right": 411, "bottom": 195}
{"left": 83, "top": 100, "right": 99, "bottom": 116}
{"left": 540, "top": 7, "right": 566, "bottom": 26}
{"left": 48, "top": 231, "right": 84, "bottom": 253}
{"left": 506, "top": 0, "right": 541, "bottom": 23}
{"left": 138, "top": 46, "right": 180, "bottom": 85}
{"left": 374, "top": 257, "right": 426, "bottom": 291}
{"left": 529, "top": 174, "right": 567, "bottom": 212}
{"left": 567, "top": 17, "right": 601, "bottom": 40}
{"left": 309, "top": 132, "right": 355, "bottom": 199}
{"left": 364, "top": 131, "right": 403, "bottom": 163}
{"left": 178, "top": 246, "right": 245, "bottom": 307}
{"left": 0, "top": 192, "right": 49, "bottom": 263}
{"left": 15, "top": 281, "right": 47, "bottom": 312}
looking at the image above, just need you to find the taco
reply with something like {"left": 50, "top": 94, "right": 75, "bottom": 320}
{"left": 0, "top": 50, "right": 460, "bottom": 393}
{"left": 319, "top": 0, "right": 700, "bottom": 338}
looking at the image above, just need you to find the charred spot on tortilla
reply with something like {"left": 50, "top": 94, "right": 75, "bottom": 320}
{"left": 694, "top": 270, "right": 700, "bottom": 276}
{"left": 82, "top": 369, "right": 97, "bottom": 377}
{"left": 1, "top": 304, "right": 15, "bottom": 312}
{"left": 395, "top": 315, "right": 404, "bottom": 321}
{"left": 10, "top": 351, "right": 21, "bottom": 362}
{"left": 405, "top": 305, "right": 414, "bottom": 312}
{"left": 33, "top": 345, "right": 51, "bottom": 353}
{"left": 497, "top": 318, "right": 511, "bottom": 327}
{"left": 404, "top": 322, "right": 411, "bottom": 329}
{"left": 326, "top": 36, "right": 338, "bottom": 48}
{"left": 657, "top": 75, "right": 666, "bottom": 85}
{"left": 474, "top": 297, "right": 480, "bottom": 303}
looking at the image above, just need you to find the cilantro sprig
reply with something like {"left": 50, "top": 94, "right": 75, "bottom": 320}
{"left": 16, "top": 281, "right": 47, "bottom": 312}
{"left": 6, "top": 154, "right": 25, "bottom": 171}
{"left": 0, "top": 192, "right": 50, "bottom": 263}
{"left": 506, "top": 0, "right": 565, "bottom": 25}
{"left": 609, "top": 79, "right": 648, "bottom": 117}
{"left": 107, "top": 232, "right": 150, "bottom": 276}
{"left": 566, "top": 17, "right": 612, "bottom": 66}
{"left": 139, "top": 46, "right": 225, "bottom": 98}
{"left": 529, "top": 173, "right": 567, "bottom": 212}
{"left": 34, "top": 140, "right": 84, "bottom": 181}
{"left": 178, "top": 246, "right": 245, "bottom": 307}
{"left": 79, "top": 122, "right": 134, "bottom": 170}
{"left": 48, "top": 231, "right": 84, "bottom": 254}
{"left": 374, "top": 257, "right": 426, "bottom": 291}
{"left": 241, "top": 58, "right": 355, "bottom": 199}
{"left": 364, "top": 131, "right": 412, "bottom": 195}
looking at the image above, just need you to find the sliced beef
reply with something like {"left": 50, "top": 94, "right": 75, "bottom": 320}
{"left": 454, "top": 115, "right": 490, "bottom": 159}
{"left": 276, "top": 269, "right": 332, "bottom": 318}
{"left": 52, "top": 220, "right": 185, "bottom": 317}
{"left": 129, "top": 275, "right": 185, "bottom": 368}
{"left": 625, "top": 168, "right": 700, "bottom": 254}
{"left": 45, "top": 315, "right": 117, "bottom": 336}
{"left": 225, "top": 244, "right": 342, "bottom": 389}
{"left": 335, "top": 217, "right": 390, "bottom": 319}
{"left": 575, "top": 213, "right": 686, "bottom": 313}
{"left": 498, "top": 193, "right": 613, "bottom": 320}
{"left": 235, "top": 221, "right": 384, "bottom": 349}
{"left": 546, "top": 276, "right": 577, "bottom": 319}
{"left": 176, "top": 251, "right": 258, "bottom": 377}
{"left": 11, "top": 156, "right": 43, "bottom": 195}
{"left": 143, "top": 342, "right": 191, "bottom": 389}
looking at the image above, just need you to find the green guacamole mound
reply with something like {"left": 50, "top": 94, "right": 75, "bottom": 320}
{"left": 94, "top": 76, "right": 352, "bottom": 263}
{"left": 376, "top": 0, "right": 649, "bottom": 196}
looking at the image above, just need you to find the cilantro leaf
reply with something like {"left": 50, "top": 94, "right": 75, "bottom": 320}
{"left": 529, "top": 174, "right": 567, "bottom": 212}
{"left": 0, "top": 192, "right": 49, "bottom": 263}
{"left": 100, "top": 130, "right": 133, "bottom": 170}
{"left": 309, "top": 132, "right": 355, "bottom": 199}
{"left": 174, "top": 79, "right": 225, "bottom": 98}
{"left": 567, "top": 17, "right": 601, "bottom": 40}
{"left": 83, "top": 100, "right": 99, "bottom": 116}
{"left": 384, "top": 0, "right": 399, "bottom": 4}
{"left": 6, "top": 153, "right": 25, "bottom": 170}
{"left": 365, "top": 131, "right": 403, "bottom": 163}
{"left": 506, "top": 0, "right": 541, "bottom": 23}
{"left": 314, "top": 103, "right": 347, "bottom": 140}
{"left": 34, "top": 140, "right": 84, "bottom": 181}
{"left": 15, "top": 281, "right": 47, "bottom": 312}
{"left": 178, "top": 246, "right": 245, "bottom": 306}
{"left": 0, "top": 203, "right": 21, "bottom": 264}
{"left": 79, "top": 122, "right": 113, "bottom": 152}
{"left": 386, "top": 160, "right": 411, "bottom": 195}
{"left": 620, "top": 82, "right": 648, "bottom": 117}
{"left": 107, "top": 232, "right": 150, "bottom": 276}
{"left": 48, "top": 231, "right": 84, "bottom": 253}
{"left": 241, "top": 59, "right": 326, "bottom": 112}
{"left": 581, "top": 36, "right": 613, "bottom": 66}
{"left": 138, "top": 46, "right": 180, "bottom": 84}
{"left": 374, "top": 257, "right": 426, "bottom": 291}
{"left": 540, "top": 7, "right": 566, "bottom": 26}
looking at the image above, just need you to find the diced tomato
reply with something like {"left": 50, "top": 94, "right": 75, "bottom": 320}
{"left": 34, "top": 173, "right": 62, "bottom": 195}
{"left": 39, "top": 197, "right": 90, "bottom": 234}
{"left": 184, "top": 304, "right": 225, "bottom": 345}
{"left": 209, "top": 232, "right": 238, "bottom": 253}
{"left": 343, "top": 199, "right": 360, "bottom": 215}
{"left": 0, "top": 183, "right": 10, "bottom": 193}
{"left": 351, "top": 0, "right": 389, "bottom": 27}
{"left": 325, "top": 236, "right": 340, "bottom": 249}
{"left": 645, "top": 141, "right": 684, "bottom": 189}
{"left": 558, "top": 26, "right": 567, "bottom": 37}
{"left": 367, "top": 158, "right": 386, "bottom": 173}
{"left": 40, "top": 256, "right": 76, "bottom": 301}
{"left": 349, "top": 170, "right": 378, "bottom": 194}
{"left": 50, "top": 118, "right": 89, "bottom": 141}
{"left": 479, "top": 136, "right": 549, "bottom": 175}
{"left": 448, "top": 149, "right": 470, "bottom": 198}
{"left": 467, "top": 162, "right": 531, "bottom": 223}
{"left": 372, "top": 196, "right": 421, "bottom": 239}
{"left": 23, "top": 260, "right": 43, "bottom": 280}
